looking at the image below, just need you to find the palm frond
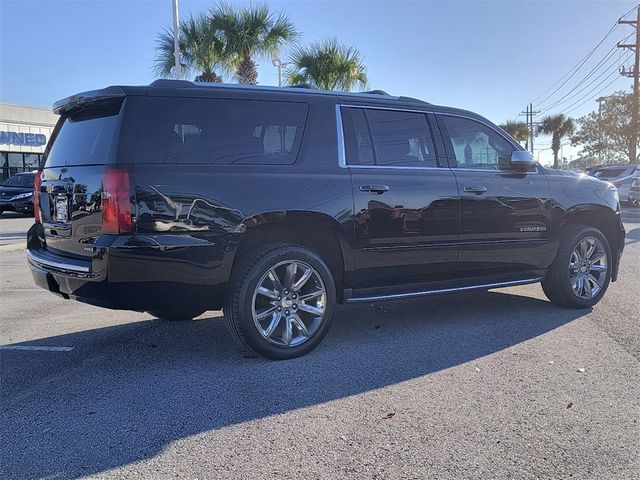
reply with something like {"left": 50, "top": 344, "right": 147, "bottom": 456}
{"left": 286, "top": 38, "right": 368, "bottom": 91}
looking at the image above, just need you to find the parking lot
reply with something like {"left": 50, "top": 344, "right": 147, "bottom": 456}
{"left": 1, "top": 208, "right": 639, "bottom": 479}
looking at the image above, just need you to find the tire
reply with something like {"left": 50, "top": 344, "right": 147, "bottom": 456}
{"left": 541, "top": 225, "right": 612, "bottom": 309}
{"left": 147, "top": 308, "right": 206, "bottom": 321}
{"left": 224, "top": 243, "right": 336, "bottom": 360}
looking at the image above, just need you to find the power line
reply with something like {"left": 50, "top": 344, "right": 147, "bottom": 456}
{"left": 562, "top": 69, "right": 628, "bottom": 115}
{"left": 524, "top": 4, "right": 639, "bottom": 118}
{"left": 531, "top": 22, "right": 620, "bottom": 106}
{"left": 535, "top": 34, "right": 632, "bottom": 113}
{"left": 536, "top": 48, "right": 629, "bottom": 115}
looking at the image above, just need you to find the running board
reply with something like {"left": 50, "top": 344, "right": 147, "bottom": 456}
{"left": 346, "top": 277, "right": 543, "bottom": 303}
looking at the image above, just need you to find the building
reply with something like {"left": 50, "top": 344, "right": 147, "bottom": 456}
{"left": 0, "top": 103, "right": 58, "bottom": 182}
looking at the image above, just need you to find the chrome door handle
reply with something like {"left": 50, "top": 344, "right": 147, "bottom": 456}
{"left": 360, "top": 184, "right": 390, "bottom": 194}
{"left": 463, "top": 185, "right": 488, "bottom": 194}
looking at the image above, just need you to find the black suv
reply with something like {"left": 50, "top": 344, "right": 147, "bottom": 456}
{"left": 27, "top": 80, "right": 625, "bottom": 359}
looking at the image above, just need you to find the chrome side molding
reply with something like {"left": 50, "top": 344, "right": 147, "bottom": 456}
{"left": 346, "top": 277, "right": 542, "bottom": 303}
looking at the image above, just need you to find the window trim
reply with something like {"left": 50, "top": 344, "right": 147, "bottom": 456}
{"left": 337, "top": 104, "right": 538, "bottom": 174}
{"left": 336, "top": 104, "right": 443, "bottom": 170}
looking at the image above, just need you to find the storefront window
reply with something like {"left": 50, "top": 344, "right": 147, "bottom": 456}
{"left": 24, "top": 153, "right": 40, "bottom": 170}
{"left": 0, "top": 152, "right": 44, "bottom": 181}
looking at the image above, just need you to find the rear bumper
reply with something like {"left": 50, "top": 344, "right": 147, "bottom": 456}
{"left": 27, "top": 223, "right": 237, "bottom": 311}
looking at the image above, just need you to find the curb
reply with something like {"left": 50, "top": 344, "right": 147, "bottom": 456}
{"left": 0, "top": 243, "right": 26, "bottom": 253}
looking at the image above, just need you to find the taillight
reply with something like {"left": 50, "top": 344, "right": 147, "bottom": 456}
{"left": 34, "top": 170, "right": 42, "bottom": 223}
{"left": 101, "top": 167, "right": 132, "bottom": 234}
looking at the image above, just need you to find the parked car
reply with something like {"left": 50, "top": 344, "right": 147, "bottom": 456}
{"left": 27, "top": 81, "right": 625, "bottom": 359}
{"left": 589, "top": 164, "right": 640, "bottom": 203}
{"left": 0, "top": 172, "right": 36, "bottom": 215}
{"left": 629, "top": 176, "right": 640, "bottom": 207}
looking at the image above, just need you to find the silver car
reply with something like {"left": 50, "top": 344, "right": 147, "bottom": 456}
{"left": 590, "top": 165, "right": 640, "bottom": 203}
{"left": 629, "top": 176, "right": 640, "bottom": 207}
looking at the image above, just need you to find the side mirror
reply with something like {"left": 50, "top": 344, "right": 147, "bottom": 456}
{"left": 510, "top": 150, "right": 536, "bottom": 168}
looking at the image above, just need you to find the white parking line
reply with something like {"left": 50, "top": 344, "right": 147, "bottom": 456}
{"left": 0, "top": 345, "right": 75, "bottom": 352}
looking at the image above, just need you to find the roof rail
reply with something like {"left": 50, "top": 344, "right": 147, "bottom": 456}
{"left": 363, "top": 89, "right": 390, "bottom": 96}
{"left": 149, "top": 79, "right": 192, "bottom": 88}
{"left": 289, "top": 83, "right": 316, "bottom": 89}
{"left": 398, "top": 96, "right": 430, "bottom": 105}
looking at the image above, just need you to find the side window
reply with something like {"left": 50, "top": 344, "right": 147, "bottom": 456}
{"left": 367, "top": 109, "right": 436, "bottom": 167}
{"left": 440, "top": 115, "right": 515, "bottom": 169}
{"left": 136, "top": 98, "right": 308, "bottom": 165}
{"left": 342, "top": 108, "right": 374, "bottom": 165}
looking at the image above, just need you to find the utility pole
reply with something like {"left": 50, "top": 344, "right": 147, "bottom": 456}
{"left": 172, "top": 0, "right": 182, "bottom": 80}
{"left": 617, "top": 5, "right": 639, "bottom": 163}
{"left": 596, "top": 96, "right": 607, "bottom": 164}
{"left": 519, "top": 103, "right": 540, "bottom": 154}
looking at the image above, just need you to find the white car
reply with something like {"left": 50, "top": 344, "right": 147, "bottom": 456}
{"left": 590, "top": 165, "right": 640, "bottom": 203}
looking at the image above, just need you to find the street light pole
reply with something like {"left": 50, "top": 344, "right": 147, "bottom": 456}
{"left": 172, "top": 0, "right": 182, "bottom": 80}
{"left": 272, "top": 57, "right": 288, "bottom": 87}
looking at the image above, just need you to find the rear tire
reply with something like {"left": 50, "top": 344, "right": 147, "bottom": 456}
{"left": 224, "top": 243, "right": 336, "bottom": 360}
{"left": 147, "top": 308, "right": 206, "bottom": 321}
{"left": 541, "top": 225, "right": 612, "bottom": 309}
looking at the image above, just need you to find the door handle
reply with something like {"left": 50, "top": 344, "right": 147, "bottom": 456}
{"left": 463, "top": 185, "right": 488, "bottom": 194}
{"left": 360, "top": 184, "right": 390, "bottom": 194}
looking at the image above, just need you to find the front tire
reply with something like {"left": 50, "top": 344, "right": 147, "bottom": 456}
{"left": 542, "top": 225, "right": 612, "bottom": 309}
{"left": 224, "top": 244, "right": 336, "bottom": 360}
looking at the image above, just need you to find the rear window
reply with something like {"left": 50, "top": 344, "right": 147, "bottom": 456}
{"left": 135, "top": 97, "right": 308, "bottom": 165}
{"left": 44, "top": 99, "right": 123, "bottom": 168}
{"left": 592, "top": 167, "right": 628, "bottom": 179}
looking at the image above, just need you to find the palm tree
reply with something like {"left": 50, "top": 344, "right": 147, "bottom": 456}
{"left": 499, "top": 121, "right": 529, "bottom": 145}
{"left": 154, "top": 14, "right": 229, "bottom": 82}
{"left": 210, "top": 3, "right": 297, "bottom": 84}
{"left": 285, "top": 38, "right": 368, "bottom": 91}
{"left": 538, "top": 114, "right": 575, "bottom": 169}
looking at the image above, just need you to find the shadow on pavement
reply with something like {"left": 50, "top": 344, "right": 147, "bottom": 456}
{"left": 1, "top": 289, "right": 587, "bottom": 479}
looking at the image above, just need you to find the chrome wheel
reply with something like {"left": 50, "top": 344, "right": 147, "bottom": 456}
{"left": 251, "top": 260, "right": 327, "bottom": 347}
{"left": 569, "top": 236, "right": 608, "bottom": 300}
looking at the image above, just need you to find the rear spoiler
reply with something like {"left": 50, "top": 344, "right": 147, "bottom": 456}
{"left": 53, "top": 86, "right": 126, "bottom": 115}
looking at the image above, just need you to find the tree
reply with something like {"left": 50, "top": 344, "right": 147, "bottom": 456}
{"left": 571, "top": 91, "right": 640, "bottom": 164}
{"left": 285, "top": 38, "right": 368, "bottom": 91}
{"left": 499, "top": 121, "right": 529, "bottom": 145}
{"left": 154, "top": 14, "right": 230, "bottom": 82}
{"left": 538, "top": 114, "right": 575, "bottom": 169}
{"left": 210, "top": 3, "right": 297, "bottom": 84}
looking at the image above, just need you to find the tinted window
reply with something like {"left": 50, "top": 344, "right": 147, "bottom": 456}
{"left": 342, "top": 108, "right": 374, "bottom": 165}
{"left": 2, "top": 173, "right": 34, "bottom": 187}
{"left": 45, "top": 99, "right": 123, "bottom": 167}
{"left": 440, "top": 115, "right": 515, "bottom": 169}
{"left": 367, "top": 110, "right": 436, "bottom": 167}
{"left": 592, "top": 167, "right": 628, "bottom": 179}
{"left": 136, "top": 97, "right": 308, "bottom": 165}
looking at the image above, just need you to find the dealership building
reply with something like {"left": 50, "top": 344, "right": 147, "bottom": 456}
{"left": 0, "top": 103, "right": 58, "bottom": 182}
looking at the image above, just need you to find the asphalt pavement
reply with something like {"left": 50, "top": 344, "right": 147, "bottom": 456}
{"left": 0, "top": 209, "right": 639, "bottom": 479}
{"left": 0, "top": 212, "right": 32, "bottom": 246}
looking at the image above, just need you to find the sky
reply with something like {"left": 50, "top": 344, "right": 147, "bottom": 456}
{"left": 0, "top": 0, "right": 637, "bottom": 166}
